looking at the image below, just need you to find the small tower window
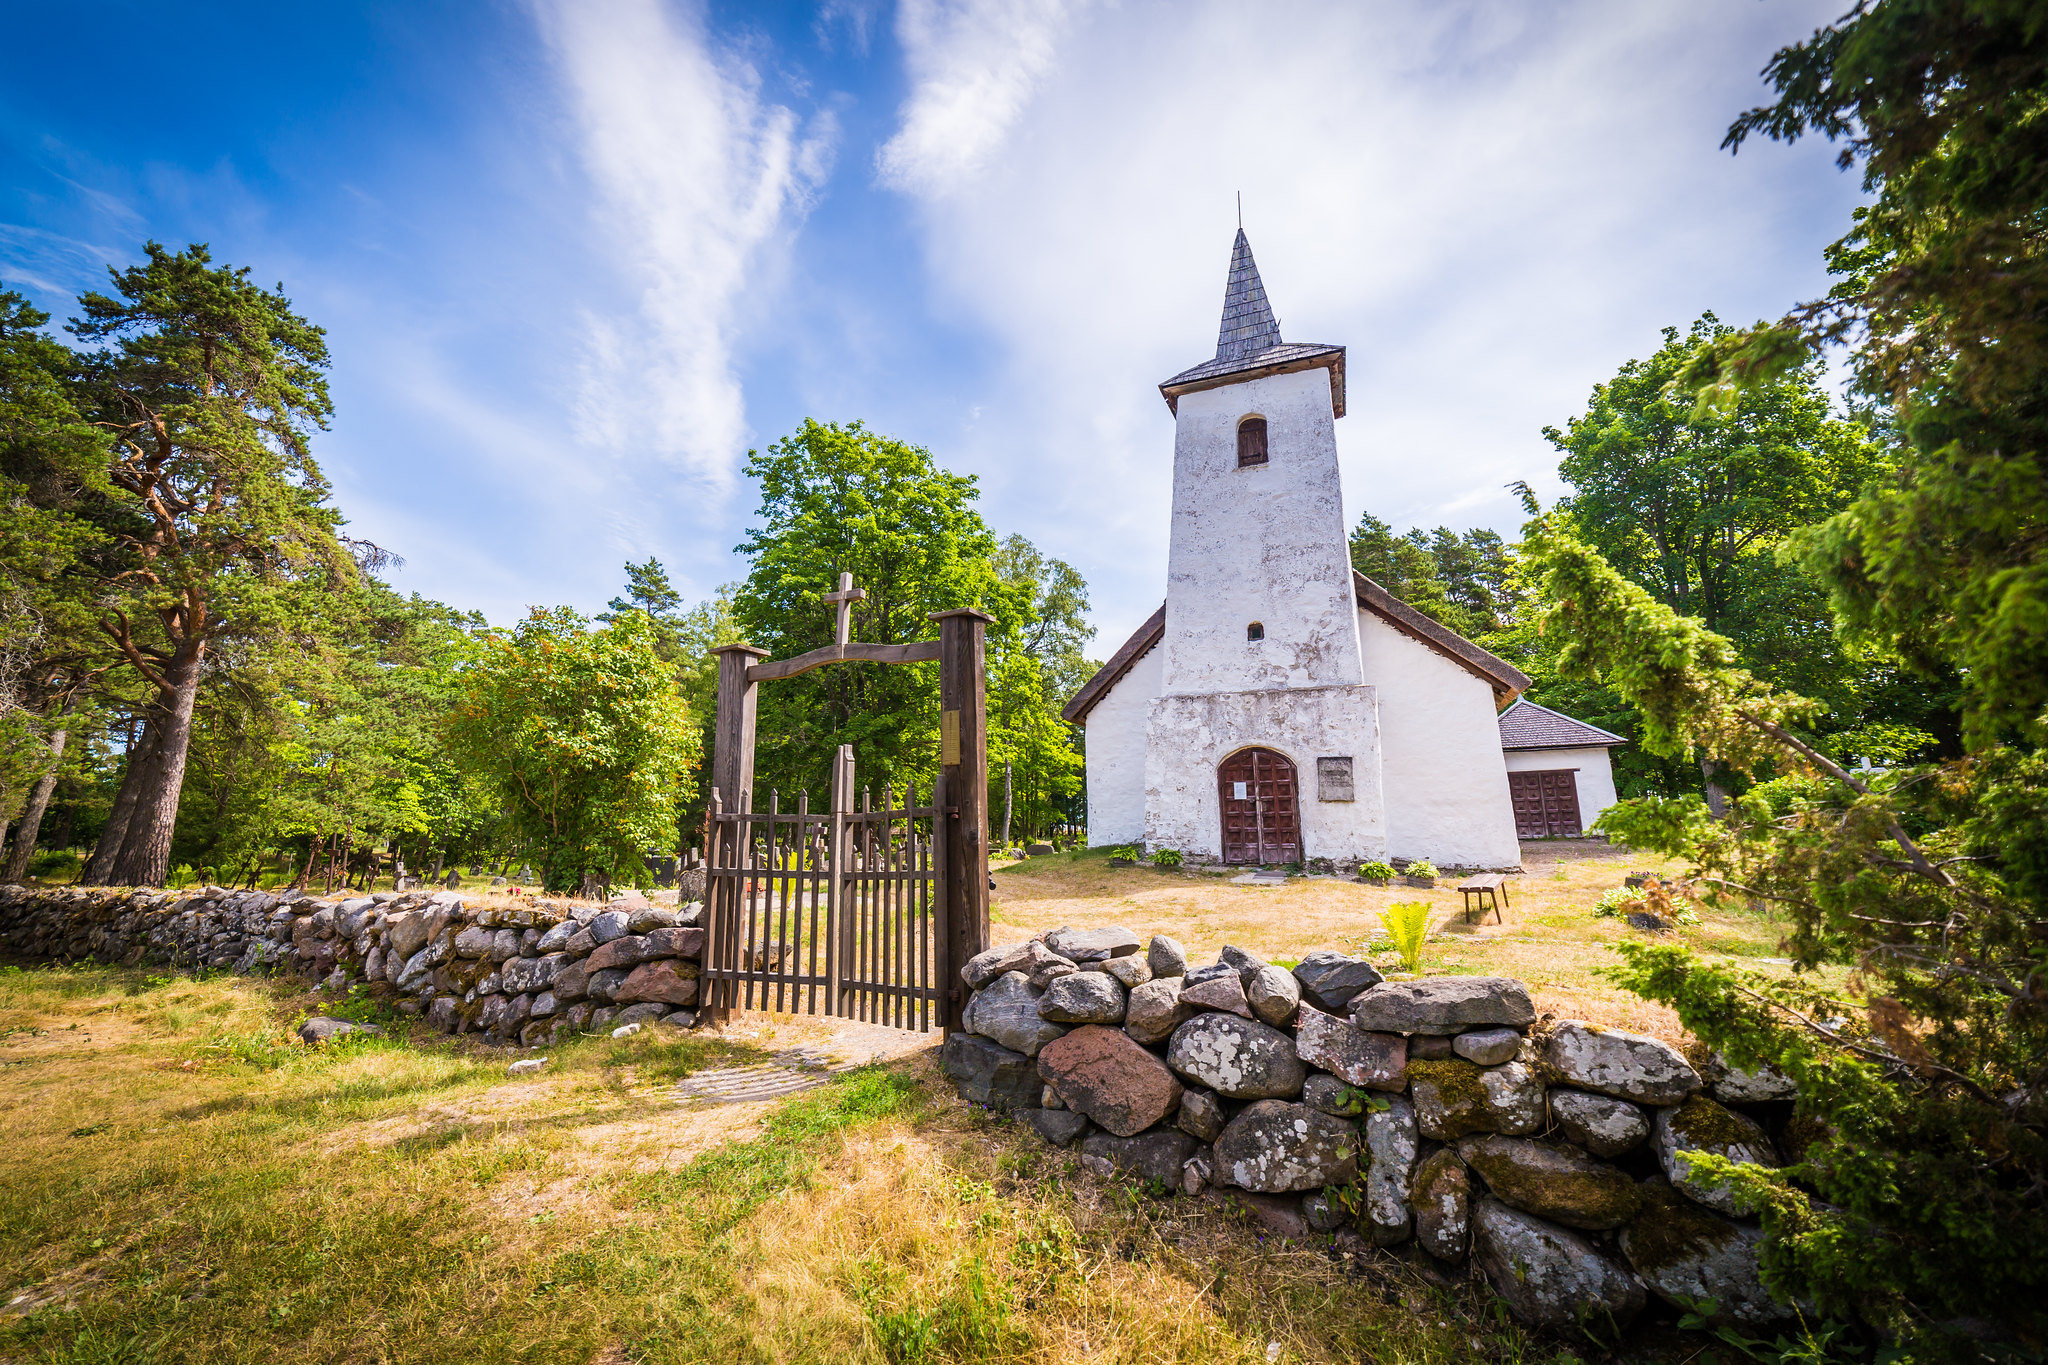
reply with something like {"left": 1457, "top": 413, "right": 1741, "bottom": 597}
{"left": 1237, "top": 417, "right": 1268, "bottom": 468}
{"left": 1247, "top": 622, "right": 1264, "bottom": 641}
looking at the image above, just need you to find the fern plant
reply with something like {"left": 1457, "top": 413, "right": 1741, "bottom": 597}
{"left": 1377, "top": 901, "right": 1434, "bottom": 974}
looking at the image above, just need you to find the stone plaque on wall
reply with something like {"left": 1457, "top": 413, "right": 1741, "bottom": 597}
{"left": 1317, "top": 756, "right": 1355, "bottom": 802}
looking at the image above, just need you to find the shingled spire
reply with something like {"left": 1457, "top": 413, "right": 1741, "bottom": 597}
{"left": 1215, "top": 228, "right": 1281, "bottom": 361}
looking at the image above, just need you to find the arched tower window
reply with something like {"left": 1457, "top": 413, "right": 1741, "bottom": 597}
{"left": 1246, "top": 622, "right": 1264, "bottom": 641}
{"left": 1237, "top": 416, "right": 1268, "bottom": 468}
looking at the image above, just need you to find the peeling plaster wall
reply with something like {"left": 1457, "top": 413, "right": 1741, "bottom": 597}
{"left": 1504, "top": 746, "right": 1621, "bottom": 831}
{"left": 1161, "top": 369, "right": 1363, "bottom": 695}
{"left": 1362, "top": 612, "right": 1522, "bottom": 869}
{"left": 1082, "top": 645, "right": 1162, "bottom": 847}
{"left": 1142, "top": 684, "right": 1386, "bottom": 861}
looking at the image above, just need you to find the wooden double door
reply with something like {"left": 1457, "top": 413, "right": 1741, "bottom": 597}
{"left": 1508, "top": 769, "right": 1582, "bottom": 838}
{"left": 1218, "top": 747, "right": 1301, "bottom": 864}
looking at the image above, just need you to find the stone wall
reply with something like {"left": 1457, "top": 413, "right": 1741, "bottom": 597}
{"left": 944, "top": 927, "right": 1799, "bottom": 1335}
{"left": 0, "top": 884, "right": 705, "bottom": 1045}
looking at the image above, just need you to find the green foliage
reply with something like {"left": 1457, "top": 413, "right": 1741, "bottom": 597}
{"left": 733, "top": 420, "right": 1082, "bottom": 834}
{"left": 1524, "top": 520, "right": 2048, "bottom": 1353}
{"left": 1356, "top": 860, "right": 1395, "bottom": 882}
{"left": 446, "top": 608, "right": 695, "bottom": 892}
{"left": 1150, "top": 847, "right": 1183, "bottom": 868}
{"left": 1405, "top": 859, "right": 1438, "bottom": 880}
{"left": 1349, "top": 511, "right": 1519, "bottom": 639}
{"left": 1377, "top": 902, "right": 1433, "bottom": 974}
{"left": 1693, "top": 2, "right": 2048, "bottom": 746}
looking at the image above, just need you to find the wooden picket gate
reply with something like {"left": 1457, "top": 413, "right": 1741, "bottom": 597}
{"left": 699, "top": 589, "right": 990, "bottom": 1033}
{"left": 703, "top": 751, "right": 949, "bottom": 1029}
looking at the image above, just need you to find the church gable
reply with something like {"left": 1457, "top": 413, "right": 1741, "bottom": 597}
{"left": 1062, "top": 578, "right": 1526, "bottom": 724}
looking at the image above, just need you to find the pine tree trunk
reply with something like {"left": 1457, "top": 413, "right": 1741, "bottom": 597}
{"left": 1002, "top": 761, "right": 1012, "bottom": 849}
{"left": 110, "top": 653, "right": 203, "bottom": 887}
{"left": 1700, "top": 757, "right": 1730, "bottom": 820}
{"left": 2, "top": 726, "right": 69, "bottom": 883}
{"left": 85, "top": 721, "right": 159, "bottom": 884}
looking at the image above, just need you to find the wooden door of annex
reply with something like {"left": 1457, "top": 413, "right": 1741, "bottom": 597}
{"left": 1508, "top": 769, "right": 1582, "bottom": 838}
{"left": 1217, "top": 747, "right": 1301, "bottom": 864}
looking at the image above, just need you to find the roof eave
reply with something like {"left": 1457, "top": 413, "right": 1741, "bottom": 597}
{"left": 1353, "top": 571, "right": 1530, "bottom": 704}
{"left": 1158, "top": 347, "right": 1346, "bottom": 417}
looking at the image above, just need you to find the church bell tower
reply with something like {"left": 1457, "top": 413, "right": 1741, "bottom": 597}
{"left": 1156, "top": 230, "right": 1361, "bottom": 695}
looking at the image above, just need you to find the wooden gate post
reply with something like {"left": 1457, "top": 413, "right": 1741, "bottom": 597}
{"left": 706, "top": 644, "right": 768, "bottom": 1025}
{"left": 932, "top": 608, "right": 993, "bottom": 1032}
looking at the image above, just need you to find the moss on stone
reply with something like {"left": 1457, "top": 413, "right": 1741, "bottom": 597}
{"left": 1668, "top": 1094, "right": 1771, "bottom": 1154}
{"left": 1618, "top": 1180, "right": 1735, "bottom": 1275}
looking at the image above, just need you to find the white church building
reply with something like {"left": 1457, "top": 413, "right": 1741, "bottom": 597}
{"left": 1065, "top": 230, "right": 1536, "bottom": 871}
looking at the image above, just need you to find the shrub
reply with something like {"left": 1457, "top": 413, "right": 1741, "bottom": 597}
{"left": 1150, "top": 848, "right": 1183, "bottom": 868}
{"left": 1356, "top": 860, "right": 1395, "bottom": 882}
{"left": 1377, "top": 902, "right": 1432, "bottom": 974}
{"left": 1406, "top": 859, "right": 1438, "bottom": 880}
{"left": 1103, "top": 844, "right": 1140, "bottom": 861}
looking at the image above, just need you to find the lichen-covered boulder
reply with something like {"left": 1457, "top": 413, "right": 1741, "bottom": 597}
{"left": 1707, "top": 1055, "right": 1798, "bottom": 1104}
{"left": 1039, "top": 970, "right": 1127, "bottom": 1024}
{"left": 1294, "top": 1006, "right": 1407, "bottom": 1090}
{"left": 962, "top": 939, "right": 1070, "bottom": 989}
{"left": 1471, "top": 1197, "right": 1646, "bottom": 1332}
{"left": 1455, "top": 1134, "right": 1642, "bottom": 1230}
{"left": 1245, "top": 965, "right": 1301, "bottom": 1027}
{"left": 453, "top": 925, "right": 496, "bottom": 958}
{"left": 1044, "top": 925, "right": 1141, "bottom": 963}
{"left": 643, "top": 925, "right": 703, "bottom": 960}
{"left": 1037, "top": 1025, "right": 1184, "bottom": 1136}
{"left": 585, "top": 966, "right": 630, "bottom": 1004}
{"left": 1123, "top": 977, "right": 1193, "bottom": 1044}
{"left": 1291, "top": 950, "right": 1384, "bottom": 1014}
{"left": 1215, "top": 1100, "right": 1358, "bottom": 1193}
{"left": 1453, "top": 1027, "right": 1523, "bottom": 1066}
{"left": 1654, "top": 1094, "right": 1781, "bottom": 1216}
{"left": 1410, "top": 1148, "right": 1471, "bottom": 1262}
{"left": 1408, "top": 1059, "right": 1545, "bottom": 1139}
{"left": 1180, "top": 971, "right": 1254, "bottom": 1018}
{"left": 1081, "top": 1128, "right": 1197, "bottom": 1184}
{"left": 1364, "top": 1094, "right": 1418, "bottom": 1244}
{"left": 1147, "top": 934, "right": 1188, "bottom": 978}
{"left": 1542, "top": 1020, "right": 1702, "bottom": 1105}
{"left": 942, "top": 1032, "right": 1040, "bottom": 1109}
{"left": 500, "top": 951, "right": 568, "bottom": 994}
{"left": 1549, "top": 1089, "right": 1650, "bottom": 1157}
{"left": 1350, "top": 977, "right": 1535, "bottom": 1035}
{"left": 1165, "top": 1013, "right": 1308, "bottom": 1099}
{"left": 587, "top": 910, "right": 631, "bottom": 944}
{"left": 1620, "top": 1181, "right": 1793, "bottom": 1328}
{"left": 966, "top": 971, "right": 1067, "bottom": 1056}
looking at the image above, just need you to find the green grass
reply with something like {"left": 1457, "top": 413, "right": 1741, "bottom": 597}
{"left": 0, "top": 964, "right": 1597, "bottom": 1364}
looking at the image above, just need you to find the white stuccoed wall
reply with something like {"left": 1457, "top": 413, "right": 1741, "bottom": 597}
{"left": 1082, "top": 645, "right": 1162, "bottom": 847}
{"left": 1504, "top": 745, "right": 1620, "bottom": 832}
{"left": 1362, "top": 612, "right": 1523, "bottom": 869}
{"left": 1143, "top": 684, "right": 1386, "bottom": 861}
{"left": 1160, "top": 368, "right": 1363, "bottom": 694}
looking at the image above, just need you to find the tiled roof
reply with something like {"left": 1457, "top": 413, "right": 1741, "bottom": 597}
{"left": 1497, "top": 699, "right": 1627, "bottom": 751}
{"left": 1158, "top": 231, "right": 1346, "bottom": 416}
{"left": 1216, "top": 228, "right": 1281, "bottom": 360}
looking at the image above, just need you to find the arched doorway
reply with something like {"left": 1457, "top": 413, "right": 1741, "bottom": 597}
{"left": 1218, "top": 748, "right": 1301, "bottom": 864}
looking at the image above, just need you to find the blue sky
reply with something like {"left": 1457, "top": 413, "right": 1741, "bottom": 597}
{"left": 1, "top": 0, "right": 1862, "bottom": 652}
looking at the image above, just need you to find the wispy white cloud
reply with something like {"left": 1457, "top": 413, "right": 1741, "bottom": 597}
{"left": 875, "top": 0, "right": 1082, "bottom": 197}
{"left": 529, "top": 0, "right": 836, "bottom": 494}
{"left": 871, "top": 0, "right": 1864, "bottom": 647}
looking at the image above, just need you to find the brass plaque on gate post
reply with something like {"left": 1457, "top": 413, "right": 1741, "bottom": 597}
{"left": 941, "top": 709, "right": 961, "bottom": 766}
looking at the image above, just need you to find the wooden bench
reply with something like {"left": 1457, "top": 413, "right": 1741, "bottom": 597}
{"left": 1458, "top": 873, "right": 1510, "bottom": 924}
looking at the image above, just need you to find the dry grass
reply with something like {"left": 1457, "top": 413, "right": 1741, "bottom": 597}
{"left": 991, "top": 843, "right": 1803, "bottom": 1044}
{"left": 0, "top": 965, "right": 1586, "bottom": 1365}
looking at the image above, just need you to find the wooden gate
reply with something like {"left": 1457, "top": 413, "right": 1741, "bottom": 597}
{"left": 699, "top": 583, "right": 990, "bottom": 1033}
{"left": 1508, "top": 769, "right": 1582, "bottom": 838}
{"left": 1217, "top": 747, "right": 1301, "bottom": 864}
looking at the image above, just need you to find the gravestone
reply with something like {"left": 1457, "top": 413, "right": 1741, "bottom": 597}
{"left": 644, "top": 854, "right": 678, "bottom": 889}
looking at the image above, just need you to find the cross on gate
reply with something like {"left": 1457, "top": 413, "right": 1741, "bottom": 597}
{"left": 822, "top": 572, "right": 867, "bottom": 646}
